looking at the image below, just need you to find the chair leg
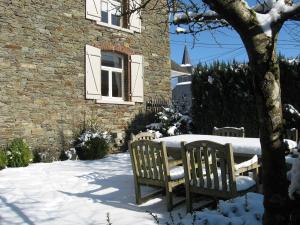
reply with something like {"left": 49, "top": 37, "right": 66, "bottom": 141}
{"left": 253, "top": 168, "right": 259, "bottom": 192}
{"left": 166, "top": 186, "right": 173, "bottom": 211}
{"left": 134, "top": 180, "right": 142, "bottom": 205}
{"left": 186, "top": 185, "right": 192, "bottom": 213}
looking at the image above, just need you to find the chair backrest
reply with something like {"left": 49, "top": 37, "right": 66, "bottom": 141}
{"left": 130, "top": 132, "right": 156, "bottom": 142}
{"left": 181, "top": 140, "right": 237, "bottom": 198}
{"left": 285, "top": 128, "right": 298, "bottom": 143}
{"left": 130, "top": 140, "right": 169, "bottom": 182}
{"left": 213, "top": 127, "right": 245, "bottom": 137}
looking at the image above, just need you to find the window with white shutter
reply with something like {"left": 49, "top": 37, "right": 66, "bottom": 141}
{"left": 85, "top": 46, "right": 144, "bottom": 104}
{"left": 85, "top": 0, "right": 141, "bottom": 33}
{"left": 130, "top": 55, "right": 144, "bottom": 102}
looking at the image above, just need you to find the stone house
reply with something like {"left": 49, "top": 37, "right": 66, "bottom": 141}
{"left": 0, "top": 0, "right": 171, "bottom": 158}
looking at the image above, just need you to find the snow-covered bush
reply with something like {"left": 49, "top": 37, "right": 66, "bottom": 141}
{"left": 70, "top": 116, "right": 113, "bottom": 160}
{"left": 283, "top": 104, "right": 300, "bottom": 129}
{"left": 146, "top": 106, "right": 193, "bottom": 136}
{"left": 74, "top": 130, "right": 112, "bottom": 160}
{"left": 5, "top": 138, "right": 32, "bottom": 167}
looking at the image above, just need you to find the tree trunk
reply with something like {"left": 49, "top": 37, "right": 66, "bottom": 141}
{"left": 245, "top": 35, "right": 289, "bottom": 225}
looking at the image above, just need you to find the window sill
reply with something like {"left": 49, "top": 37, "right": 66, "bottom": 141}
{"left": 96, "top": 99, "right": 135, "bottom": 105}
{"left": 96, "top": 21, "right": 134, "bottom": 34}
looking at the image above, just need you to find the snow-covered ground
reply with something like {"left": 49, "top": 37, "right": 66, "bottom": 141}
{"left": 1, "top": 145, "right": 299, "bottom": 225}
{"left": 0, "top": 152, "right": 267, "bottom": 225}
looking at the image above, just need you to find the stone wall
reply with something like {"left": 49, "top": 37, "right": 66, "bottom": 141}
{"left": 0, "top": 0, "right": 171, "bottom": 158}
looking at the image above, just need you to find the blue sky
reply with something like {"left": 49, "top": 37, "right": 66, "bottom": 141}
{"left": 170, "top": 23, "right": 300, "bottom": 65}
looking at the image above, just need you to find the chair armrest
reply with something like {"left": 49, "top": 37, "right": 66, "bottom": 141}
{"left": 235, "top": 155, "right": 260, "bottom": 174}
{"left": 168, "top": 159, "right": 182, "bottom": 167}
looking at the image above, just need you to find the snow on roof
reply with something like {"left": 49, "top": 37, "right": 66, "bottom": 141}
{"left": 171, "top": 60, "right": 192, "bottom": 75}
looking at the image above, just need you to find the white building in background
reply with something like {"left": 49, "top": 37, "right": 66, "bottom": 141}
{"left": 171, "top": 45, "right": 193, "bottom": 113}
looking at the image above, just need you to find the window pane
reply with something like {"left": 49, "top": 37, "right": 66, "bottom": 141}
{"left": 101, "top": 1, "right": 108, "bottom": 23}
{"left": 101, "top": 70, "right": 109, "bottom": 96}
{"left": 101, "top": 52, "right": 122, "bottom": 68}
{"left": 111, "top": 14, "right": 121, "bottom": 27}
{"left": 111, "top": 3, "right": 121, "bottom": 27}
{"left": 112, "top": 72, "right": 122, "bottom": 97}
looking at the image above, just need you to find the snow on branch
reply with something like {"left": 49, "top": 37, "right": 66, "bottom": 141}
{"left": 173, "top": 10, "right": 220, "bottom": 24}
{"left": 253, "top": 0, "right": 300, "bottom": 37}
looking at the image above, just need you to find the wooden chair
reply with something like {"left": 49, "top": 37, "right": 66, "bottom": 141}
{"left": 129, "top": 140, "right": 185, "bottom": 211}
{"left": 213, "top": 126, "right": 245, "bottom": 137}
{"left": 181, "top": 140, "right": 258, "bottom": 212}
{"left": 130, "top": 132, "right": 156, "bottom": 142}
{"left": 130, "top": 131, "right": 182, "bottom": 167}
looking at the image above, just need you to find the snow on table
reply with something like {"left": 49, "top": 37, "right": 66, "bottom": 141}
{"left": 155, "top": 134, "right": 297, "bottom": 156}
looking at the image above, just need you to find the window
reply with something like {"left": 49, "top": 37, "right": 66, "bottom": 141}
{"left": 85, "top": 45, "right": 144, "bottom": 104}
{"left": 86, "top": 0, "right": 142, "bottom": 33}
{"left": 101, "top": 0, "right": 122, "bottom": 27}
{"left": 101, "top": 52, "right": 123, "bottom": 100}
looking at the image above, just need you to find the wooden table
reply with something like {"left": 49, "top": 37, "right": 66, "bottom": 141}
{"left": 154, "top": 134, "right": 297, "bottom": 162}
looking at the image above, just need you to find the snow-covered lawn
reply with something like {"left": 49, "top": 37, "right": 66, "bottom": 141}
{"left": 0, "top": 152, "right": 265, "bottom": 225}
{"left": 0, "top": 153, "right": 187, "bottom": 225}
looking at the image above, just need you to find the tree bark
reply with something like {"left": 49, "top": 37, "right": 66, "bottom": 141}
{"left": 243, "top": 34, "right": 290, "bottom": 225}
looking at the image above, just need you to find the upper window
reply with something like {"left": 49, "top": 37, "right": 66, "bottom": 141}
{"left": 86, "top": 0, "right": 142, "bottom": 33}
{"left": 101, "top": 0, "right": 122, "bottom": 27}
{"left": 85, "top": 45, "right": 144, "bottom": 104}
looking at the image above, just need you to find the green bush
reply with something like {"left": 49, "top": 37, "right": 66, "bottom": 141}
{"left": 192, "top": 57, "right": 300, "bottom": 137}
{"left": 0, "top": 150, "right": 7, "bottom": 170}
{"left": 76, "top": 136, "right": 109, "bottom": 160}
{"left": 6, "top": 138, "right": 32, "bottom": 167}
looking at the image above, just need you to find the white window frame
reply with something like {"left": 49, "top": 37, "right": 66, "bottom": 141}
{"left": 100, "top": 0, "right": 123, "bottom": 27}
{"left": 101, "top": 64, "right": 124, "bottom": 102}
{"left": 86, "top": 0, "right": 141, "bottom": 33}
{"left": 86, "top": 45, "right": 143, "bottom": 105}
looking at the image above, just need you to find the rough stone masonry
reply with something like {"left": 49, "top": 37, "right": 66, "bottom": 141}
{"left": 0, "top": 0, "right": 171, "bottom": 158}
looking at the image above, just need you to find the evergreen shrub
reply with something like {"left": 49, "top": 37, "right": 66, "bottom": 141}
{"left": 192, "top": 57, "right": 300, "bottom": 137}
{"left": 76, "top": 136, "right": 109, "bottom": 160}
{"left": 0, "top": 149, "right": 7, "bottom": 170}
{"left": 73, "top": 117, "right": 112, "bottom": 160}
{"left": 192, "top": 61, "right": 258, "bottom": 137}
{"left": 146, "top": 106, "right": 193, "bottom": 136}
{"left": 6, "top": 138, "right": 32, "bottom": 167}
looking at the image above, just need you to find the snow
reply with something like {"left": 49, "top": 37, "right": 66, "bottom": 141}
{"left": 173, "top": 10, "right": 218, "bottom": 24}
{"left": 176, "top": 81, "right": 191, "bottom": 86}
{"left": 155, "top": 134, "right": 297, "bottom": 156}
{"left": 254, "top": 0, "right": 300, "bottom": 37}
{"left": 0, "top": 153, "right": 186, "bottom": 225}
{"left": 167, "top": 125, "right": 177, "bottom": 136}
{"left": 169, "top": 166, "right": 185, "bottom": 180}
{"left": 208, "top": 75, "right": 214, "bottom": 84}
{"left": 0, "top": 152, "right": 266, "bottom": 225}
{"left": 175, "top": 26, "right": 187, "bottom": 33}
{"left": 285, "top": 104, "right": 300, "bottom": 117}
{"left": 235, "top": 155, "right": 258, "bottom": 171}
{"left": 174, "top": 1, "right": 300, "bottom": 38}
{"left": 181, "top": 193, "right": 264, "bottom": 225}
{"left": 289, "top": 158, "right": 300, "bottom": 199}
